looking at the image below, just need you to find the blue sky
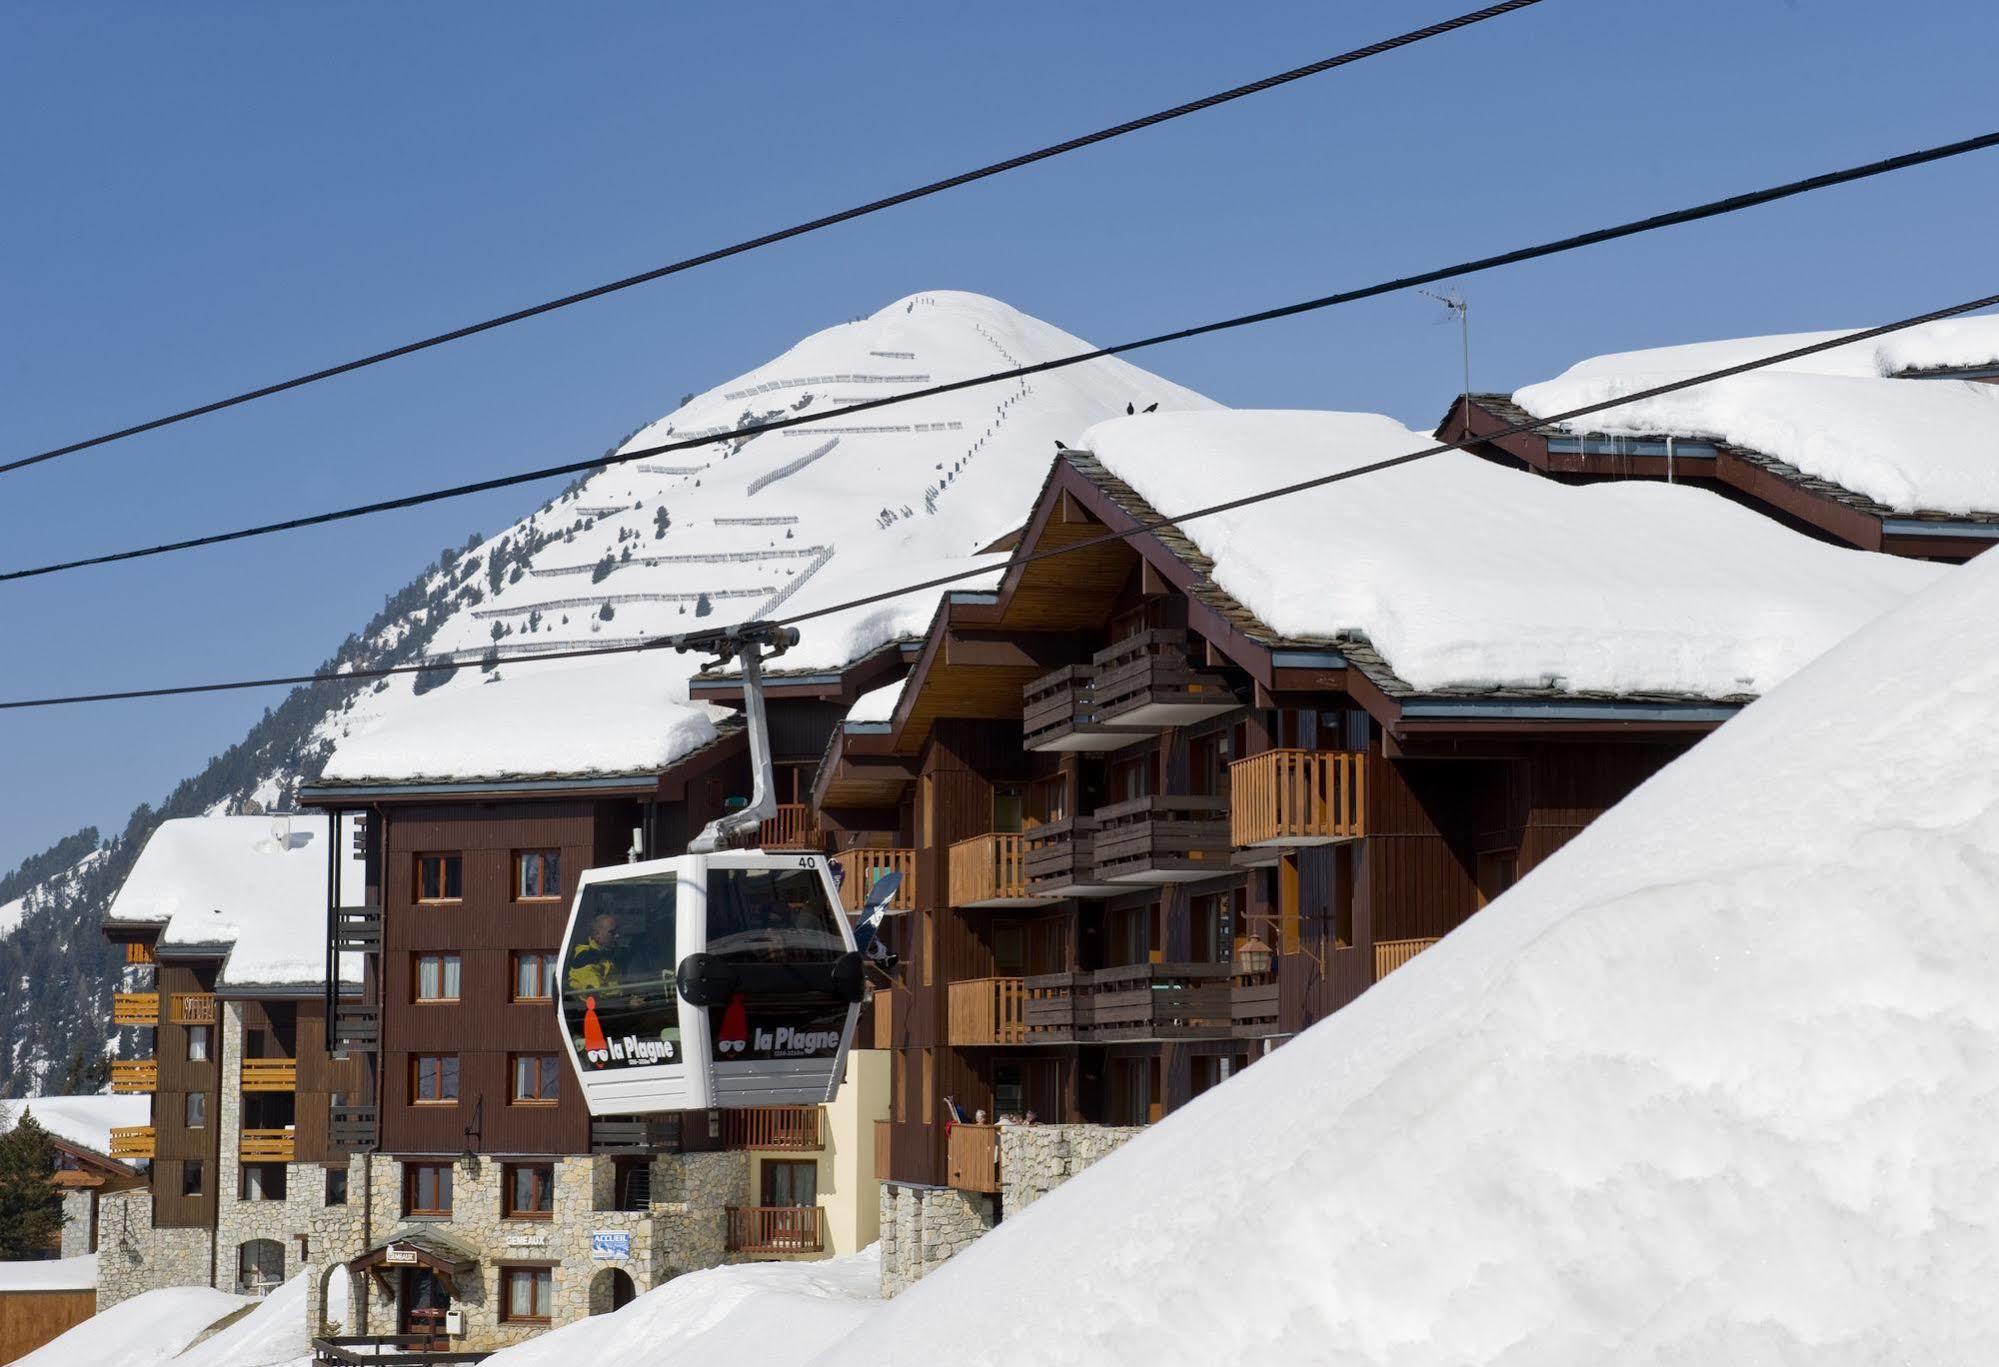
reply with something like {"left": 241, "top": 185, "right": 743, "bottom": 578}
{"left": 2, "top": 0, "right": 1995, "bottom": 873}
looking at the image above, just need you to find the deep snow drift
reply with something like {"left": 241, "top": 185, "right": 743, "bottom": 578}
{"left": 1512, "top": 315, "right": 1999, "bottom": 514}
{"left": 321, "top": 291, "right": 1212, "bottom": 783}
{"left": 1081, "top": 409, "right": 1942, "bottom": 696}
{"left": 16, "top": 1284, "right": 251, "bottom": 1367}
{"left": 484, "top": 1248, "right": 880, "bottom": 1367}
{"left": 815, "top": 538, "right": 1999, "bottom": 1364}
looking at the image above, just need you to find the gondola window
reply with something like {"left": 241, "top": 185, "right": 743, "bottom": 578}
{"left": 562, "top": 872, "right": 681, "bottom": 1072}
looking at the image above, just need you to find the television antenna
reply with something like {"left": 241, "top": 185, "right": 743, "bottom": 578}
{"left": 1419, "top": 288, "right": 1471, "bottom": 404}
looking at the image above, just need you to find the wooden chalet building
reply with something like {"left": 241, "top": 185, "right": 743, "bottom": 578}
{"left": 783, "top": 408, "right": 1935, "bottom": 1290}
{"left": 1442, "top": 330, "right": 1999, "bottom": 561}
{"left": 96, "top": 815, "right": 365, "bottom": 1304}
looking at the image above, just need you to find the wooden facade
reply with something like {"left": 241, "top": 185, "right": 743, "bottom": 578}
{"left": 808, "top": 452, "right": 1719, "bottom": 1194}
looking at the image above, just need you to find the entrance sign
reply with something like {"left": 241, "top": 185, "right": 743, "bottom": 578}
{"left": 591, "top": 1231, "right": 633, "bottom": 1260}
{"left": 385, "top": 1246, "right": 418, "bottom": 1265}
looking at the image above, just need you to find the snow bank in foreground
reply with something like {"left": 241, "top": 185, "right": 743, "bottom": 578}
{"left": 17, "top": 1285, "right": 248, "bottom": 1367}
{"left": 175, "top": 1271, "right": 311, "bottom": 1367}
{"left": 1081, "top": 410, "right": 1942, "bottom": 696}
{"left": 489, "top": 1248, "right": 881, "bottom": 1367}
{"left": 1513, "top": 318, "right": 1999, "bottom": 514}
{"left": 0, "top": 1254, "right": 94, "bottom": 1290}
{"left": 816, "top": 547, "right": 1999, "bottom": 1365}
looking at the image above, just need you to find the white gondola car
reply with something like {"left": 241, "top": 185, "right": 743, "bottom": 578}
{"left": 556, "top": 850, "right": 866, "bottom": 1113}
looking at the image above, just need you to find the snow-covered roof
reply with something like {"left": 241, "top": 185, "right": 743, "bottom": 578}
{"left": 1512, "top": 317, "right": 1999, "bottom": 516}
{"left": 1078, "top": 409, "right": 1944, "bottom": 698}
{"left": 741, "top": 553, "right": 1008, "bottom": 679}
{"left": 0, "top": 1255, "right": 96, "bottom": 1292}
{"left": 827, "top": 508, "right": 1999, "bottom": 1364}
{"left": 106, "top": 815, "right": 353, "bottom": 990}
{"left": 2, "top": 1096, "right": 148, "bottom": 1160}
{"left": 845, "top": 678, "right": 906, "bottom": 725}
{"left": 320, "top": 654, "right": 721, "bottom": 786}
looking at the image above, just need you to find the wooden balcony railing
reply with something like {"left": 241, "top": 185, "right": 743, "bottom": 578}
{"left": 871, "top": 988, "right": 896, "bottom": 1049}
{"left": 332, "top": 905, "right": 381, "bottom": 954}
{"left": 590, "top": 1114, "right": 684, "bottom": 1155}
{"left": 124, "top": 942, "right": 156, "bottom": 966}
{"left": 328, "top": 1104, "right": 379, "bottom": 1154}
{"left": 1229, "top": 749, "right": 1367, "bottom": 848}
{"left": 755, "top": 804, "right": 819, "bottom": 851}
{"left": 109, "top": 1059, "right": 157, "bottom": 1094}
{"left": 1022, "top": 816, "right": 1122, "bottom": 899}
{"left": 1091, "top": 629, "right": 1237, "bottom": 729}
{"left": 171, "top": 993, "right": 218, "bottom": 1026}
{"left": 946, "top": 1123, "right": 1000, "bottom": 1194}
{"left": 948, "top": 977, "right": 1026, "bottom": 1046}
{"left": 874, "top": 1119, "right": 892, "bottom": 1181}
{"left": 725, "top": 1205, "right": 823, "bottom": 1253}
{"left": 1022, "top": 963, "right": 1236, "bottom": 1043}
{"left": 331, "top": 1003, "right": 381, "bottom": 1054}
{"left": 1232, "top": 974, "right": 1281, "bottom": 1036}
{"left": 240, "top": 1058, "right": 297, "bottom": 1092}
{"left": 108, "top": 1125, "right": 155, "bottom": 1160}
{"left": 948, "top": 833, "right": 1049, "bottom": 908}
{"left": 1092, "top": 795, "right": 1233, "bottom": 883}
{"left": 1374, "top": 937, "right": 1441, "bottom": 981}
{"left": 834, "top": 848, "right": 917, "bottom": 915}
{"left": 112, "top": 991, "right": 159, "bottom": 1026}
{"left": 240, "top": 1128, "right": 296, "bottom": 1162}
{"left": 721, "top": 1106, "right": 821, "bottom": 1151}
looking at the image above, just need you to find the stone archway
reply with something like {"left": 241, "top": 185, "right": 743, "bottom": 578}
{"left": 317, "top": 1261, "right": 359, "bottom": 1336}
{"left": 589, "top": 1268, "right": 637, "bottom": 1315}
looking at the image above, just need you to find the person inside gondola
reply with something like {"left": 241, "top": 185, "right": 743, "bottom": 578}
{"left": 567, "top": 909, "right": 623, "bottom": 994}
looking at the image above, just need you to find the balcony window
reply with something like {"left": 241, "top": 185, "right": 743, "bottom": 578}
{"left": 511, "top": 951, "right": 558, "bottom": 1003}
{"left": 511, "top": 1054, "right": 560, "bottom": 1105}
{"left": 516, "top": 850, "right": 562, "bottom": 901}
{"left": 415, "top": 853, "right": 463, "bottom": 903}
{"left": 761, "top": 1159, "right": 817, "bottom": 1208}
{"left": 991, "top": 787, "right": 1024, "bottom": 835}
{"left": 503, "top": 1163, "right": 555, "bottom": 1220}
{"left": 404, "top": 1162, "right": 453, "bottom": 1216}
{"left": 414, "top": 953, "right": 461, "bottom": 1003}
{"left": 186, "top": 1026, "right": 210, "bottom": 1063}
{"left": 1191, "top": 892, "right": 1232, "bottom": 965}
{"left": 411, "top": 1054, "right": 459, "bottom": 1105}
{"left": 185, "top": 1092, "right": 206, "bottom": 1129}
{"left": 1110, "top": 754, "right": 1153, "bottom": 803}
{"left": 501, "top": 1267, "right": 553, "bottom": 1324}
{"left": 1188, "top": 729, "right": 1233, "bottom": 798}
{"left": 180, "top": 1161, "right": 203, "bottom": 1197}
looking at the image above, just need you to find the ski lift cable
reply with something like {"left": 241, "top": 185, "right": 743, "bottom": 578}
{"left": 4, "top": 125, "right": 1996, "bottom": 585}
{"left": 4, "top": 285, "right": 1992, "bottom": 711}
{"left": 1, "top": 0, "right": 1548, "bottom": 477}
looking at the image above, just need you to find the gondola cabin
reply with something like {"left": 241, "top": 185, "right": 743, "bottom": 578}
{"left": 557, "top": 850, "right": 865, "bottom": 1113}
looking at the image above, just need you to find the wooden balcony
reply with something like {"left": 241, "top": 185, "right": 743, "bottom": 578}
{"left": 1232, "top": 973, "right": 1281, "bottom": 1037}
{"left": 722, "top": 1106, "right": 822, "bottom": 1151}
{"left": 871, "top": 988, "right": 896, "bottom": 1049}
{"left": 240, "top": 1128, "right": 295, "bottom": 1162}
{"left": 112, "top": 991, "right": 159, "bottom": 1026}
{"left": 109, "top": 1059, "right": 157, "bottom": 1094}
{"left": 948, "top": 977, "right": 1026, "bottom": 1046}
{"left": 591, "top": 1114, "right": 683, "bottom": 1154}
{"left": 240, "top": 1058, "right": 297, "bottom": 1092}
{"left": 1023, "top": 963, "right": 1235, "bottom": 1043}
{"left": 1091, "top": 629, "right": 1237, "bottom": 729}
{"left": 331, "top": 1002, "right": 381, "bottom": 1054}
{"left": 755, "top": 804, "right": 820, "bottom": 851}
{"left": 948, "top": 833, "right": 1051, "bottom": 908}
{"left": 1229, "top": 749, "right": 1367, "bottom": 853}
{"left": 1023, "top": 666, "right": 1146, "bottom": 753}
{"left": 946, "top": 1123, "right": 1000, "bottom": 1194}
{"left": 874, "top": 1119, "right": 892, "bottom": 1181}
{"left": 1092, "top": 795, "right": 1233, "bottom": 883}
{"left": 1022, "top": 816, "right": 1123, "bottom": 899}
{"left": 725, "top": 1205, "right": 823, "bottom": 1254}
{"left": 125, "top": 942, "right": 156, "bottom": 966}
{"left": 1374, "top": 937, "right": 1440, "bottom": 981}
{"left": 329, "top": 1104, "right": 379, "bottom": 1154}
{"left": 108, "top": 1125, "right": 155, "bottom": 1160}
{"left": 171, "top": 993, "right": 218, "bottom": 1026}
{"left": 332, "top": 905, "right": 381, "bottom": 954}
{"left": 834, "top": 848, "right": 917, "bottom": 915}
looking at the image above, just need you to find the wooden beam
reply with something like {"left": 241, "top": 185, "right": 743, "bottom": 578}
{"left": 943, "top": 631, "right": 1074, "bottom": 670}
{"left": 1140, "top": 557, "right": 1171, "bottom": 597}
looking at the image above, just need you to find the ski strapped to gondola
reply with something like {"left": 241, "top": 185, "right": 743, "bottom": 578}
{"left": 555, "top": 621, "right": 871, "bottom": 1113}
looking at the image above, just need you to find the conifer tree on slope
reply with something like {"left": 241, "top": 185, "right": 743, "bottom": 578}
{"left": 0, "top": 1112, "right": 63, "bottom": 1259}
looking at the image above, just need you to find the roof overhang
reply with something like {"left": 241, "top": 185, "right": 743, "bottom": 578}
{"left": 300, "top": 772, "right": 662, "bottom": 804}
{"left": 689, "top": 638, "right": 922, "bottom": 708}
